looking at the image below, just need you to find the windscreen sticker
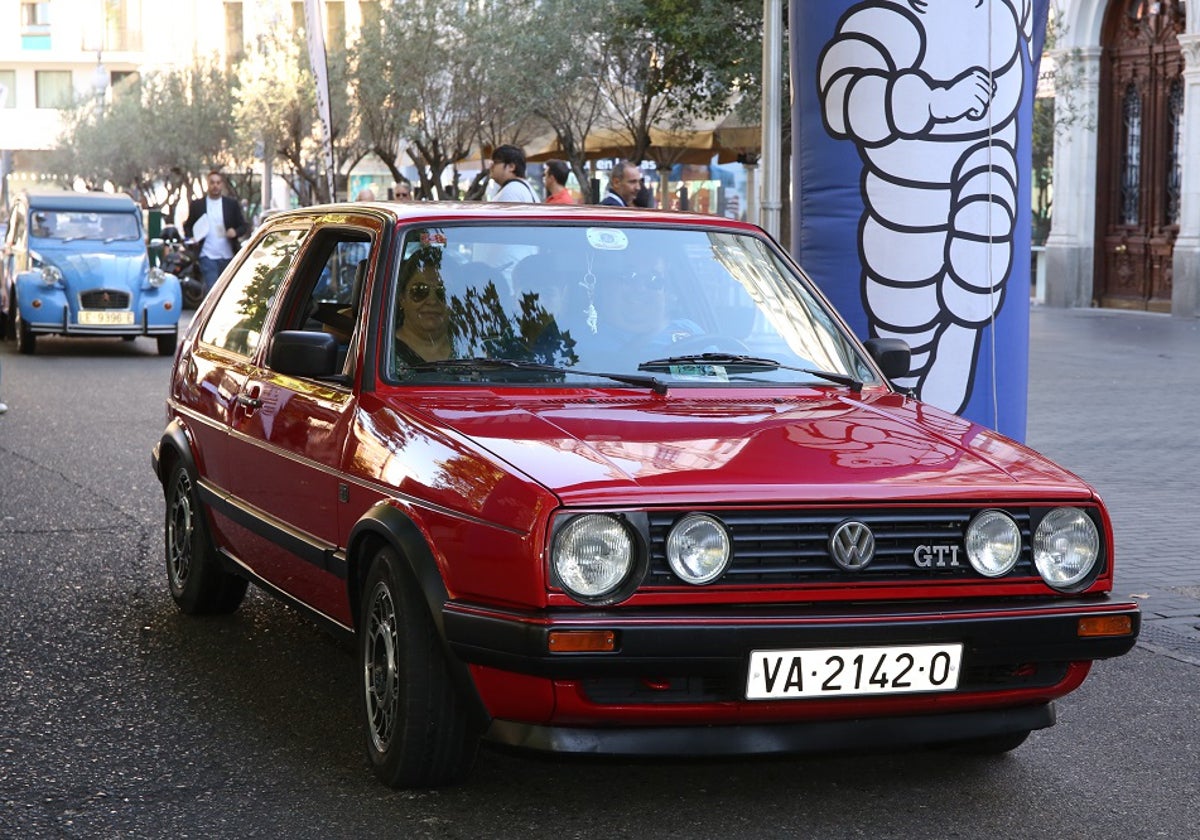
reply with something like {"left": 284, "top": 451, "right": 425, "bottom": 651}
{"left": 668, "top": 364, "right": 730, "bottom": 382}
{"left": 586, "top": 228, "right": 628, "bottom": 251}
{"left": 420, "top": 231, "right": 447, "bottom": 248}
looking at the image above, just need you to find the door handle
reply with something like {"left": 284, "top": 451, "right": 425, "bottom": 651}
{"left": 236, "top": 386, "right": 263, "bottom": 410}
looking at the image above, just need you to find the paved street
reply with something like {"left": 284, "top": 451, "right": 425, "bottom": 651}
{"left": 1, "top": 306, "right": 1199, "bottom": 837}
{"left": 1024, "top": 306, "right": 1200, "bottom": 664}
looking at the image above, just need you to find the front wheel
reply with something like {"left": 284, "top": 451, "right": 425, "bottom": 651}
{"left": 359, "top": 546, "right": 478, "bottom": 788}
{"left": 157, "top": 332, "right": 178, "bottom": 356}
{"left": 15, "top": 309, "right": 35, "bottom": 355}
{"left": 164, "top": 461, "right": 247, "bottom": 614}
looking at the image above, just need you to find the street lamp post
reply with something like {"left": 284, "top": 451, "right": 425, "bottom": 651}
{"left": 91, "top": 50, "right": 109, "bottom": 112}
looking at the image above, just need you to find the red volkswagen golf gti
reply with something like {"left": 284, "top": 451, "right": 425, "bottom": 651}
{"left": 153, "top": 202, "right": 1139, "bottom": 788}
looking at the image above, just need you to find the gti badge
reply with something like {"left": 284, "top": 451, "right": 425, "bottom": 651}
{"left": 829, "top": 521, "right": 875, "bottom": 571}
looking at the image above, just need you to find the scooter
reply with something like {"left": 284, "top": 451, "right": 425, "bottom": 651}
{"left": 159, "top": 225, "right": 204, "bottom": 310}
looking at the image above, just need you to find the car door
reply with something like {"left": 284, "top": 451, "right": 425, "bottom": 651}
{"left": 224, "top": 222, "right": 380, "bottom": 628}
{"left": 173, "top": 224, "right": 310, "bottom": 555}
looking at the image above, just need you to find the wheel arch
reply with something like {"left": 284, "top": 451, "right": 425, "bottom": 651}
{"left": 346, "top": 502, "right": 490, "bottom": 726}
{"left": 154, "top": 418, "right": 198, "bottom": 486}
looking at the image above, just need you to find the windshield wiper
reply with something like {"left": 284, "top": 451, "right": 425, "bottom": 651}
{"left": 407, "top": 357, "right": 669, "bottom": 395}
{"left": 638, "top": 352, "right": 863, "bottom": 393}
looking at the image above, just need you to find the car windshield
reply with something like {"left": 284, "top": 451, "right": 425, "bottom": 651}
{"left": 384, "top": 223, "right": 878, "bottom": 390}
{"left": 30, "top": 209, "right": 142, "bottom": 242}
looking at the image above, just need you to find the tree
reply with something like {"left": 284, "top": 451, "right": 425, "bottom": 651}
{"left": 236, "top": 27, "right": 366, "bottom": 205}
{"left": 52, "top": 61, "right": 240, "bottom": 217}
{"left": 600, "top": 0, "right": 763, "bottom": 164}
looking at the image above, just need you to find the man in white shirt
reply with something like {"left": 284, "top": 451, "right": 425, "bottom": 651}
{"left": 184, "top": 171, "right": 250, "bottom": 296}
{"left": 489, "top": 145, "right": 537, "bottom": 202}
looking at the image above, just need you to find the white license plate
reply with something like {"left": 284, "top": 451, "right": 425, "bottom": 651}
{"left": 746, "top": 643, "right": 963, "bottom": 699}
{"left": 78, "top": 310, "right": 134, "bottom": 326}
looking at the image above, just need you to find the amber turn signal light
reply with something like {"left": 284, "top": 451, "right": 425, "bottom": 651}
{"left": 1077, "top": 615, "right": 1133, "bottom": 638}
{"left": 548, "top": 630, "right": 616, "bottom": 653}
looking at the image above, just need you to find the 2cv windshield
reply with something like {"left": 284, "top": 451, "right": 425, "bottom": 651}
{"left": 30, "top": 210, "right": 142, "bottom": 242}
{"left": 385, "top": 223, "right": 879, "bottom": 390}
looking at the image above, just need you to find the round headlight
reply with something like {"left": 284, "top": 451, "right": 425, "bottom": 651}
{"left": 552, "top": 514, "right": 635, "bottom": 600}
{"left": 666, "top": 514, "right": 731, "bottom": 584}
{"left": 965, "top": 510, "right": 1022, "bottom": 577}
{"left": 1033, "top": 507, "right": 1100, "bottom": 589}
{"left": 40, "top": 265, "right": 64, "bottom": 286}
{"left": 147, "top": 266, "right": 167, "bottom": 288}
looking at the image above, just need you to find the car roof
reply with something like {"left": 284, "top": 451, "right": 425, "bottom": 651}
{"left": 266, "top": 200, "right": 762, "bottom": 233}
{"left": 21, "top": 189, "right": 140, "bottom": 213}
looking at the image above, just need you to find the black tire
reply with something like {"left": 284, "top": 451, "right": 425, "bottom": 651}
{"left": 164, "top": 461, "right": 247, "bottom": 614}
{"left": 944, "top": 729, "right": 1031, "bottom": 755}
{"left": 359, "top": 546, "right": 478, "bottom": 788}
{"left": 157, "top": 332, "right": 178, "bottom": 356}
{"left": 182, "top": 281, "right": 204, "bottom": 310}
{"left": 16, "top": 309, "right": 35, "bottom": 355}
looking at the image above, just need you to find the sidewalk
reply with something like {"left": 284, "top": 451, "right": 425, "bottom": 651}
{"left": 1026, "top": 305, "right": 1200, "bottom": 662}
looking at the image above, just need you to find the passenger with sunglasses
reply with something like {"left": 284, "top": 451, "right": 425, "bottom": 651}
{"left": 395, "top": 252, "right": 455, "bottom": 365}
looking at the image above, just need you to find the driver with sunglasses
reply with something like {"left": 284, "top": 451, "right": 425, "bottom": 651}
{"left": 583, "top": 256, "right": 701, "bottom": 366}
{"left": 395, "top": 250, "right": 455, "bottom": 365}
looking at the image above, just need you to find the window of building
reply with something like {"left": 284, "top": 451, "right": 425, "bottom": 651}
{"left": 327, "top": 1, "right": 345, "bottom": 49}
{"left": 35, "top": 70, "right": 73, "bottom": 109}
{"left": 225, "top": 2, "right": 244, "bottom": 65}
{"left": 0, "top": 70, "right": 16, "bottom": 108}
{"left": 360, "top": 1, "right": 380, "bottom": 37}
{"left": 103, "top": 0, "right": 143, "bottom": 52}
{"left": 21, "top": 1, "right": 51, "bottom": 27}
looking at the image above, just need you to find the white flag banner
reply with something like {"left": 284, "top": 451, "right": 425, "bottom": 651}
{"left": 303, "top": 0, "right": 337, "bottom": 202}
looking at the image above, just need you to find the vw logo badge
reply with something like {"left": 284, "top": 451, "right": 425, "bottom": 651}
{"left": 829, "top": 521, "right": 875, "bottom": 571}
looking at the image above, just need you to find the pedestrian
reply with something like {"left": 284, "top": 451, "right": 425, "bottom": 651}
{"left": 543, "top": 159, "right": 576, "bottom": 205}
{"left": 184, "top": 170, "right": 251, "bottom": 297}
{"left": 633, "top": 178, "right": 655, "bottom": 208}
{"left": 393, "top": 181, "right": 413, "bottom": 200}
{"left": 601, "top": 160, "right": 642, "bottom": 207}
{"left": 488, "top": 144, "right": 537, "bottom": 202}
{"left": 355, "top": 188, "right": 376, "bottom": 201}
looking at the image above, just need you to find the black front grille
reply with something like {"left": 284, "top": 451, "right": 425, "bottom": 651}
{"left": 646, "top": 507, "right": 1035, "bottom": 585}
{"left": 79, "top": 289, "right": 131, "bottom": 309}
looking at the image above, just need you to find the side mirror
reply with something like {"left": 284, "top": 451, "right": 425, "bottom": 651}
{"left": 863, "top": 337, "right": 910, "bottom": 382}
{"left": 269, "top": 330, "right": 340, "bottom": 378}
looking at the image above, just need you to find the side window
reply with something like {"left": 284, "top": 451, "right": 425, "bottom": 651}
{"left": 265, "top": 231, "right": 374, "bottom": 378}
{"left": 200, "top": 228, "right": 307, "bottom": 357}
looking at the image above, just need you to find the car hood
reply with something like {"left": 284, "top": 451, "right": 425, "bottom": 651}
{"left": 41, "top": 248, "right": 149, "bottom": 288}
{"left": 405, "top": 390, "right": 1093, "bottom": 506}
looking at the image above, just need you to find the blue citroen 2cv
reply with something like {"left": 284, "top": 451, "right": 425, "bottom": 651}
{"left": 1, "top": 190, "right": 181, "bottom": 356}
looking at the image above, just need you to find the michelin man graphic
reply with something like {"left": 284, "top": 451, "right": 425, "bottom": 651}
{"left": 818, "top": 0, "right": 1032, "bottom": 414}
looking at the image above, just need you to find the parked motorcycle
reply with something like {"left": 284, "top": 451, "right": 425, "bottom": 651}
{"left": 159, "top": 225, "right": 204, "bottom": 310}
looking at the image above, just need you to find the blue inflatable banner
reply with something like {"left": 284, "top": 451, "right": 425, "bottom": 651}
{"left": 793, "top": 0, "right": 1050, "bottom": 441}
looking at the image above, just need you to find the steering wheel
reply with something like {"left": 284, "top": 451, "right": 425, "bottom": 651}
{"left": 656, "top": 333, "right": 751, "bottom": 357}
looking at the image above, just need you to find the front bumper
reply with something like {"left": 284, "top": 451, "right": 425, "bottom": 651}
{"left": 444, "top": 596, "right": 1141, "bottom": 679}
{"left": 449, "top": 597, "right": 1138, "bottom": 755}
{"left": 23, "top": 303, "right": 179, "bottom": 337}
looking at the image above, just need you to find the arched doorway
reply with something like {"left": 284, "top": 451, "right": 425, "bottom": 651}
{"left": 1095, "top": 0, "right": 1185, "bottom": 311}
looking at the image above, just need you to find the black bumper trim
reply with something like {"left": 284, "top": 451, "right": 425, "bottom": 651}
{"left": 444, "top": 599, "right": 1140, "bottom": 679}
{"left": 485, "top": 702, "right": 1056, "bottom": 756}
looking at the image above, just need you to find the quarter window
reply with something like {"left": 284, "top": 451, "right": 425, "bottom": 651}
{"left": 201, "top": 228, "right": 307, "bottom": 357}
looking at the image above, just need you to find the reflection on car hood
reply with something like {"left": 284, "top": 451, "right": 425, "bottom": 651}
{"left": 409, "top": 391, "right": 1093, "bottom": 506}
{"left": 46, "top": 249, "right": 149, "bottom": 288}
